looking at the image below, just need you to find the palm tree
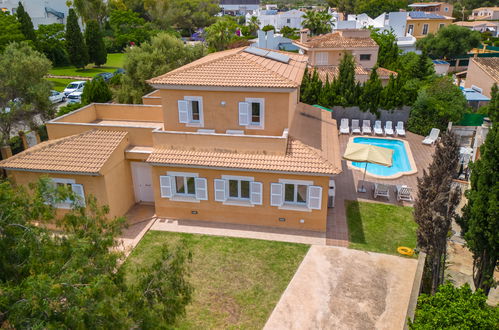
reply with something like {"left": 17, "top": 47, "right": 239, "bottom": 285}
{"left": 247, "top": 16, "right": 260, "bottom": 36}
{"left": 205, "top": 18, "right": 238, "bottom": 51}
{"left": 302, "top": 10, "right": 332, "bottom": 36}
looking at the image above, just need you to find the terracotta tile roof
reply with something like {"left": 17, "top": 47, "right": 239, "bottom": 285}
{"left": 147, "top": 47, "right": 308, "bottom": 88}
{"left": 0, "top": 130, "right": 128, "bottom": 175}
{"left": 314, "top": 65, "right": 397, "bottom": 81}
{"left": 294, "top": 32, "right": 378, "bottom": 49}
{"left": 472, "top": 57, "right": 499, "bottom": 83}
{"left": 147, "top": 104, "right": 341, "bottom": 175}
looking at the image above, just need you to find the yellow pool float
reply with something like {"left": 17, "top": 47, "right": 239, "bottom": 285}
{"left": 397, "top": 246, "right": 414, "bottom": 256}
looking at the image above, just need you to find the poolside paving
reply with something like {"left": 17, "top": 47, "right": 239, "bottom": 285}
{"left": 327, "top": 132, "right": 435, "bottom": 246}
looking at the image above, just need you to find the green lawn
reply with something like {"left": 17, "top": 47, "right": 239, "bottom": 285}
{"left": 346, "top": 200, "right": 417, "bottom": 256}
{"left": 48, "top": 53, "right": 126, "bottom": 78}
{"left": 46, "top": 78, "right": 74, "bottom": 92}
{"left": 122, "top": 231, "right": 309, "bottom": 329}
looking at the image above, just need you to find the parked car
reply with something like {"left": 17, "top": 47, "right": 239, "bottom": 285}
{"left": 93, "top": 72, "right": 113, "bottom": 82}
{"left": 113, "top": 68, "right": 125, "bottom": 75}
{"left": 49, "top": 90, "right": 65, "bottom": 104}
{"left": 66, "top": 91, "right": 83, "bottom": 104}
{"left": 63, "top": 81, "right": 86, "bottom": 96}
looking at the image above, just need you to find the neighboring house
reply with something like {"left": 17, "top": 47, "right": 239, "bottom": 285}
{"left": 464, "top": 57, "right": 499, "bottom": 98}
{"left": 246, "top": 9, "right": 305, "bottom": 31}
{"left": 454, "top": 21, "right": 499, "bottom": 37}
{"left": 406, "top": 11, "right": 454, "bottom": 39}
{"left": 460, "top": 87, "right": 490, "bottom": 110}
{"left": 432, "top": 60, "right": 450, "bottom": 75}
{"left": 470, "top": 7, "right": 499, "bottom": 20}
{"left": 249, "top": 30, "right": 300, "bottom": 51}
{"left": 0, "top": 47, "right": 342, "bottom": 233}
{"left": 0, "top": 0, "right": 68, "bottom": 28}
{"left": 408, "top": 2, "right": 453, "bottom": 17}
{"left": 220, "top": 0, "right": 259, "bottom": 16}
{"left": 336, "top": 12, "right": 417, "bottom": 53}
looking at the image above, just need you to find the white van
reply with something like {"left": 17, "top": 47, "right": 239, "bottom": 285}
{"left": 63, "top": 81, "right": 86, "bottom": 96}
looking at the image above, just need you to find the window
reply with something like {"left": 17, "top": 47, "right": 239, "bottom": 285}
{"left": 45, "top": 178, "right": 85, "bottom": 209}
{"left": 439, "top": 23, "right": 445, "bottom": 30}
{"left": 175, "top": 176, "right": 196, "bottom": 196}
{"left": 422, "top": 24, "right": 429, "bottom": 35}
{"left": 444, "top": 7, "right": 449, "bottom": 12}
{"left": 315, "top": 52, "right": 328, "bottom": 66}
{"left": 286, "top": 18, "right": 291, "bottom": 23}
{"left": 239, "top": 98, "right": 264, "bottom": 128}
{"left": 407, "top": 24, "right": 414, "bottom": 34}
{"left": 359, "top": 54, "right": 371, "bottom": 61}
{"left": 251, "top": 102, "right": 261, "bottom": 124}
{"left": 229, "top": 179, "right": 250, "bottom": 200}
{"left": 160, "top": 173, "right": 208, "bottom": 201}
{"left": 214, "top": 176, "right": 262, "bottom": 206}
{"left": 284, "top": 183, "right": 308, "bottom": 204}
{"left": 178, "top": 96, "right": 203, "bottom": 126}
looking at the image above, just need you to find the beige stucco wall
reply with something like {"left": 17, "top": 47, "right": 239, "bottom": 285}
{"left": 159, "top": 89, "right": 297, "bottom": 136}
{"left": 103, "top": 159, "right": 136, "bottom": 218}
{"left": 151, "top": 166, "right": 330, "bottom": 232}
{"left": 464, "top": 60, "right": 497, "bottom": 98}
{"left": 406, "top": 19, "right": 453, "bottom": 38}
{"left": 307, "top": 48, "right": 378, "bottom": 69}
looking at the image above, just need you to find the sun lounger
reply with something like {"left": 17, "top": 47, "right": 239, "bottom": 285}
{"left": 422, "top": 128, "right": 440, "bottom": 145}
{"left": 396, "top": 121, "right": 406, "bottom": 137}
{"left": 373, "top": 183, "right": 390, "bottom": 199}
{"left": 362, "top": 120, "right": 372, "bottom": 135}
{"left": 385, "top": 121, "right": 394, "bottom": 136}
{"left": 373, "top": 120, "right": 383, "bottom": 135}
{"left": 351, "top": 119, "right": 361, "bottom": 134}
{"left": 340, "top": 118, "right": 350, "bottom": 134}
{"left": 396, "top": 185, "right": 413, "bottom": 202}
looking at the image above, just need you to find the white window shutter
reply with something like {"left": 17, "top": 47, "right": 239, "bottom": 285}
{"left": 160, "top": 175, "right": 172, "bottom": 198}
{"left": 195, "top": 178, "right": 208, "bottom": 200}
{"left": 71, "top": 184, "right": 86, "bottom": 207}
{"left": 250, "top": 181, "right": 263, "bottom": 205}
{"left": 214, "top": 179, "right": 227, "bottom": 202}
{"left": 307, "top": 185, "right": 322, "bottom": 210}
{"left": 178, "top": 100, "right": 189, "bottom": 123}
{"left": 270, "top": 183, "right": 283, "bottom": 206}
{"left": 238, "top": 102, "right": 250, "bottom": 126}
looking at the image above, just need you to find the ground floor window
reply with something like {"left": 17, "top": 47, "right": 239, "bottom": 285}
{"left": 284, "top": 183, "right": 308, "bottom": 205}
{"left": 175, "top": 175, "right": 196, "bottom": 196}
{"left": 228, "top": 179, "right": 250, "bottom": 200}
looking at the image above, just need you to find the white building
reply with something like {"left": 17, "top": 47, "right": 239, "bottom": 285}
{"left": 249, "top": 30, "right": 300, "bottom": 51}
{"left": 336, "top": 12, "right": 418, "bottom": 53}
{"left": 246, "top": 9, "right": 305, "bottom": 31}
{"left": 0, "top": 0, "right": 69, "bottom": 28}
{"left": 220, "top": 0, "right": 260, "bottom": 16}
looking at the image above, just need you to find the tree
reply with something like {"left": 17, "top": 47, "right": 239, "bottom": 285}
{"left": 380, "top": 74, "right": 403, "bottom": 110}
{"left": 262, "top": 24, "right": 275, "bottom": 32}
{"left": 15, "top": 2, "right": 36, "bottom": 44}
{"left": 280, "top": 26, "right": 298, "bottom": 39}
{"left": 108, "top": 9, "right": 158, "bottom": 52}
{"left": 0, "top": 42, "right": 52, "bottom": 146}
{"left": 85, "top": 20, "right": 107, "bottom": 67}
{"left": 0, "top": 11, "right": 25, "bottom": 51}
{"left": 360, "top": 68, "right": 383, "bottom": 114}
{"left": 414, "top": 132, "right": 461, "bottom": 294}
{"left": 65, "top": 8, "right": 89, "bottom": 69}
{"left": 414, "top": 49, "right": 435, "bottom": 80}
{"left": 302, "top": 10, "right": 332, "bottom": 36}
{"left": 370, "top": 28, "right": 400, "bottom": 70}
{"left": 407, "top": 77, "right": 467, "bottom": 136}
{"left": 300, "top": 68, "right": 323, "bottom": 105}
{"left": 204, "top": 18, "right": 238, "bottom": 51}
{"left": 417, "top": 25, "right": 481, "bottom": 59}
{"left": 36, "top": 23, "right": 70, "bottom": 66}
{"left": 326, "top": 0, "right": 356, "bottom": 17}
{"left": 115, "top": 33, "right": 205, "bottom": 104}
{"left": 355, "top": 0, "right": 407, "bottom": 19}
{"left": 478, "top": 83, "right": 499, "bottom": 122}
{"left": 82, "top": 78, "right": 112, "bottom": 104}
{"left": 247, "top": 16, "right": 260, "bottom": 37}
{"left": 410, "top": 283, "right": 498, "bottom": 329}
{"left": 457, "top": 123, "right": 498, "bottom": 296}
{"left": 0, "top": 178, "right": 193, "bottom": 327}
{"left": 336, "top": 53, "right": 357, "bottom": 106}
{"left": 72, "top": 0, "right": 108, "bottom": 24}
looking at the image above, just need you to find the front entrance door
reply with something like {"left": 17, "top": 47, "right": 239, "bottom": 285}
{"left": 131, "top": 162, "right": 154, "bottom": 203}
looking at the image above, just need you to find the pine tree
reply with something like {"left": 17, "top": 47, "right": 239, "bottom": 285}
{"left": 380, "top": 74, "right": 401, "bottom": 110}
{"left": 84, "top": 20, "right": 107, "bottom": 67}
{"left": 414, "top": 132, "right": 461, "bottom": 294}
{"left": 457, "top": 124, "right": 498, "bottom": 296}
{"left": 337, "top": 53, "right": 356, "bottom": 106}
{"left": 318, "top": 75, "right": 331, "bottom": 107}
{"left": 415, "top": 49, "right": 435, "bottom": 80}
{"left": 15, "top": 2, "right": 36, "bottom": 44}
{"left": 360, "top": 68, "right": 383, "bottom": 114}
{"left": 66, "top": 8, "right": 89, "bottom": 69}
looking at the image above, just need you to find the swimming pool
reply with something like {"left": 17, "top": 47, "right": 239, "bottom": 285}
{"left": 351, "top": 137, "right": 414, "bottom": 178}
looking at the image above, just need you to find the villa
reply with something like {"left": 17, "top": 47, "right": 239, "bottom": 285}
{"left": 406, "top": 11, "right": 454, "bottom": 39}
{"left": 0, "top": 47, "right": 342, "bottom": 232}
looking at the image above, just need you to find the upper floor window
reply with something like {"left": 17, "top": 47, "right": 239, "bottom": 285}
{"left": 408, "top": 24, "right": 414, "bottom": 35}
{"left": 444, "top": 7, "right": 449, "bottom": 12}
{"left": 178, "top": 96, "right": 203, "bottom": 127}
{"left": 286, "top": 18, "right": 291, "bottom": 23}
{"left": 422, "top": 24, "right": 429, "bottom": 35}
{"left": 315, "top": 52, "right": 328, "bottom": 66}
{"left": 238, "top": 98, "right": 264, "bottom": 129}
{"left": 359, "top": 54, "right": 371, "bottom": 61}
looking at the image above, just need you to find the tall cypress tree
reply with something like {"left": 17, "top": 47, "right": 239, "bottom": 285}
{"left": 16, "top": 2, "right": 36, "bottom": 44}
{"left": 414, "top": 132, "right": 461, "bottom": 294}
{"left": 66, "top": 8, "right": 89, "bottom": 69}
{"left": 360, "top": 68, "right": 383, "bottom": 114}
{"left": 337, "top": 53, "right": 356, "bottom": 106}
{"left": 84, "top": 20, "right": 107, "bottom": 67}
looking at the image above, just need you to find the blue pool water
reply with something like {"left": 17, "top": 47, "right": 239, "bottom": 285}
{"left": 351, "top": 137, "right": 412, "bottom": 177}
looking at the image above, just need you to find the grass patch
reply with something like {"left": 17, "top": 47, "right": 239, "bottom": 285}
{"left": 122, "top": 231, "right": 309, "bottom": 329}
{"left": 48, "top": 53, "right": 126, "bottom": 78}
{"left": 346, "top": 200, "right": 417, "bottom": 256}
{"left": 46, "top": 78, "right": 73, "bottom": 92}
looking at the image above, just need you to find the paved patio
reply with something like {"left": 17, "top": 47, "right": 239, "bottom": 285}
{"left": 327, "top": 132, "right": 435, "bottom": 247}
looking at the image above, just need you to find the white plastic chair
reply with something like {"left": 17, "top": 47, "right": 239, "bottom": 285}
{"left": 385, "top": 121, "right": 394, "bottom": 136}
{"left": 396, "top": 185, "right": 413, "bottom": 202}
{"left": 422, "top": 128, "right": 440, "bottom": 145}
{"left": 340, "top": 118, "right": 350, "bottom": 134}
{"left": 396, "top": 121, "right": 406, "bottom": 137}
{"left": 374, "top": 183, "right": 390, "bottom": 199}
{"left": 373, "top": 120, "right": 383, "bottom": 135}
{"left": 351, "top": 119, "right": 361, "bottom": 134}
{"left": 362, "top": 120, "right": 372, "bottom": 135}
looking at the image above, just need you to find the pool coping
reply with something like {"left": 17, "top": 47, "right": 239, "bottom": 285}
{"left": 345, "top": 135, "right": 418, "bottom": 180}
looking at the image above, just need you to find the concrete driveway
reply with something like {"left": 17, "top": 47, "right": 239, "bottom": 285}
{"left": 265, "top": 246, "right": 418, "bottom": 330}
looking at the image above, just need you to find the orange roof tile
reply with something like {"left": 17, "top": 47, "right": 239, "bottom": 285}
{"left": 147, "top": 47, "right": 308, "bottom": 88}
{"left": 0, "top": 130, "right": 128, "bottom": 175}
{"left": 314, "top": 65, "right": 397, "bottom": 81}
{"left": 472, "top": 57, "right": 499, "bottom": 83}
{"left": 294, "top": 31, "right": 378, "bottom": 49}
